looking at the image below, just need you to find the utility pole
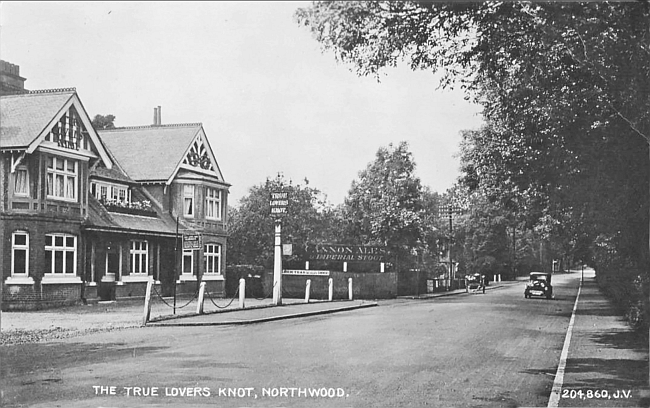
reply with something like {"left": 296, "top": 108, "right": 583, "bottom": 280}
{"left": 512, "top": 225, "right": 517, "bottom": 279}
{"left": 439, "top": 204, "right": 460, "bottom": 290}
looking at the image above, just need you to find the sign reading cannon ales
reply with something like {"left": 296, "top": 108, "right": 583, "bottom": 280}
{"left": 307, "top": 244, "right": 387, "bottom": 262}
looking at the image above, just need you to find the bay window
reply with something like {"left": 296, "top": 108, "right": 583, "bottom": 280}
{"left": 183, "top": 185, "right": 194, "bottom": 217}
{"left": 47, "top": 157, "right": 77, "bottom": 201}
{"left": 205, "top": 188, "right": 222, "bottom": 220}
{"left": 13, "top": 167, "right": 29, "bottom": 196}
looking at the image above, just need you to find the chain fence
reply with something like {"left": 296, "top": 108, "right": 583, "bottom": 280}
{"left": 146, "top": 279, "right": 287, "bottom": 322}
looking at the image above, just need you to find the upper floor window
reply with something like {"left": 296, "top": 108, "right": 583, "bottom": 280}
{"left": 13, "top": 167, "right": 29, "bottom": 196}
{"left": 183, "top": 185, "right": 195, "bottom": 217}
{"left": 12, "top": 231, "right": 29, "bottom": 276}
{"left": 45, "top": 233, "right": 76, "bottom": 275}
{"left": 47, "top": 157, "right": 77, "bottom": 201}
{"left": 130, "top": 240, "right": 149, "bottom": 274}
{"left": 91, "top": 182, "right": 128, "bottom": 203}
{"left": 205, "top": 188, "right": 222, "bottom": 220}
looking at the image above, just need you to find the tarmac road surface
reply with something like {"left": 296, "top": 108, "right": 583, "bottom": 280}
{"left": 1, "top": 270, "right": 647, "bottom": 407}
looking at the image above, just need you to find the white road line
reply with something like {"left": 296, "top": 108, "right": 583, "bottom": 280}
{"left": 547, "top": 279, "right": 583, "bottom": 408}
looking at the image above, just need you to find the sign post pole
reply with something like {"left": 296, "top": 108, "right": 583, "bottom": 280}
{"left": 270, "top": 190, "right": 289, "bottom": 306}
{"left": 273, "top": 219, "right": 283, "bottom": 305}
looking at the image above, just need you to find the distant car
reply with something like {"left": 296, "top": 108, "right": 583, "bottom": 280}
{"left": 524, "top": 272, "right": 553, "bottom": 299}
{"left": 465, "top": 273, "right": 486, "bottom": 294}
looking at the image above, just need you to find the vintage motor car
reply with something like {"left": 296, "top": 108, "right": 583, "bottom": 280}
{"left": 524, "top": 272, "right": 553, "bottom": 299}
{"left": 465, "top": 273, "right": 486, "bottom": 294}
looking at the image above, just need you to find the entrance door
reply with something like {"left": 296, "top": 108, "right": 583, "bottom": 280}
{"left": 98, "top": 245, "right": 119, "bottom": 300}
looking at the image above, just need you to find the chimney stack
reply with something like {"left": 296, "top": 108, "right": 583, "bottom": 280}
{"left": 0, "top": 60, "right": 27, "bottom": 95}
{"left": 153, "top": 106, "right": 162, "bottom": 125}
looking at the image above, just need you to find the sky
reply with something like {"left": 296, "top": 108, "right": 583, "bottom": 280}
{"left": 0, "top": 1, "right": 483, "bottom": 206}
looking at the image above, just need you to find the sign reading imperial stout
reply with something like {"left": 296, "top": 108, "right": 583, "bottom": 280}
{"left": 269, "top": 191, "right": 289, "bottom": 216}
{"left": 307, "top": 244, "right": 387, "bottom": 262}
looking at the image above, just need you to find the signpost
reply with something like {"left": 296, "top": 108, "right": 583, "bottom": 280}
{"left": 182, "top": 233, "right": 201, "bottom": 250}
{"left": 270, "top": 191, "right": 289, "bottom": 305}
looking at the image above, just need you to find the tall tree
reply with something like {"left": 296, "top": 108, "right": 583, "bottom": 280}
{"left": 344, "top": 141, "right": 424, "bottom": 268}
{"left": 227, "top": 175, "right": 341, "bottom": 268}
{"left": 296, "top": 1, "right": 650, "bottom": 329}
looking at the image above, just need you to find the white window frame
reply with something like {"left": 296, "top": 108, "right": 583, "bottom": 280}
{"left": 111, "top": 185, "right": 127, "bottom": 202}
{"left": 91, "top": 181, "right": 128, "bottom": 203}
{"left": 204, "top": 243, "right": 222, "bottom": 275}
{"left": 13, "top": 166, "right": 29, "bottom": 196}
{"left": 44, "top": 233, "right": 77, "bottom": 276}
{"left": 11, "top": 231, "right": 29, "bottom": 276}
{"left": 183, "top": 185, "right": 195, "bottom": 217}
{"left": 182, "top": 249, "right": 194, "bottom": 275}
{"left": 46, "top": 157, "right": 77, "bottom": 202}
{"left": 205, "top": 188, "right": 222, "bottom": 221}
{"left": 130, "top": 240, "right": 149, "bottom": 275}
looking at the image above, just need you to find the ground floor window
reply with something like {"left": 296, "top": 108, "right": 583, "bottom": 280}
{"left": 45, "top": 233, "right": 76, "bottom": 275}
{"left": 182, "top": 249, "right": 194, "bottom": 275}
{"left": 204, "top": 243, "right": 221, "bottom": 274}
{"left": 12, "top": 231, "right": 29, "bottom": 276}
{"left": 130, "top": 240, "right": 149, "bottom": 274}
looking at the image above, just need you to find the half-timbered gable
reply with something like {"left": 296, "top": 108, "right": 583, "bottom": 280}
{"left": 0, "top": 88, "right": 113, "bottom": 309}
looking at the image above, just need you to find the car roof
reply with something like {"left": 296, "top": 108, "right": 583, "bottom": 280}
{"left": 530, "top": 272, "right": 550, "bottom": 276}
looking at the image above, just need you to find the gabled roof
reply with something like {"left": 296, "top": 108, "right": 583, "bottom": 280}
{"left": 1, "top": 89, "right": 76, "bottom": 148}
{"left": 99, "top": 123, "right": 227, "bottom": 185}
{"left": 0, "top": 88, "right": 113, "bottom": 168}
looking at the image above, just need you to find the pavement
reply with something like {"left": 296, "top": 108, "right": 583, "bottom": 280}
{"left": 554, "top": 270, "right": 649, "bottom": 407}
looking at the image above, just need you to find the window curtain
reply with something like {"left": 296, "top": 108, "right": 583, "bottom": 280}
{"left": 14, "top": 169, "right": 28, "bottom": 194}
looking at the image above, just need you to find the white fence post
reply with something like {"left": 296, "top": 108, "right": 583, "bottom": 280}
{"left": 239, "top": 278, "right": 246, "bottom": 309}
{"left": 328, "top": 277, "right": 333, "bottom": 301}
{"left": 348, "top": 277, "right": 353, "bottom": 300}
{"left": 305, "top": 279, "right": 311, "bottom": 303}
{"left": 196, "top": 282, "right": 206, "bottom": 314}
{"left": 142, "top": 278, "right": 153, "bottom": 326}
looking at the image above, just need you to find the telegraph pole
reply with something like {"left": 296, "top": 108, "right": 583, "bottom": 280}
{"left": 439, "top": 204, "right": 460, "bottom": 290}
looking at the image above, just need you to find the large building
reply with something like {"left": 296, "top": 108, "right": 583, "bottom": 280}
{"left": 0, "top": 61, "right": 230, "bottom": 310}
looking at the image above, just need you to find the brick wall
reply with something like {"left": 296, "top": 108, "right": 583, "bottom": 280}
{"left": 2, "top": 282, "right": 82, "bottom": 310}
{"left": 262, "top": 270, "right": 398, "bottom": 300}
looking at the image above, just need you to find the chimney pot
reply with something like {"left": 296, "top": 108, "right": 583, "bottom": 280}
{"left": 157, "top": 106, "right": 161, "bottom": 125}
{"left": 153, "top": 107, "right": 158, "bottom": 125}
